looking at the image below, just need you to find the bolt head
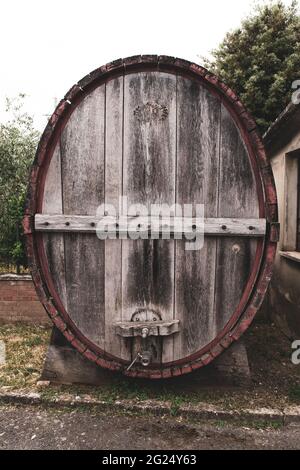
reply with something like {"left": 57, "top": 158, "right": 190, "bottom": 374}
{"left": 141, "top": 327, "right": 149, "bottom": 338}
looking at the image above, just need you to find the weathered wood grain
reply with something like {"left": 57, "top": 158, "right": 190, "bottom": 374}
{"left": 42, "top": 144, "right": 67, "bottom": 308}
{"left": 282, "top": 153, "right": 298, "bottom": 250}
{"left": 122, "top": 72, "right": 177, "bottom": 363}
{"left": 60, "top": 86, "right": 105, "bottom": 347}
{"left": 40, "top": 69, "right": 263, "bottom": 370}
{"left": 174, "top": 76, "right": 221, "bottom": 359}
{"left": 214, "top": 105, "right": 259, "bottom": 333}
{"left": 104, "top": 76, "right": 128, "bottom": 359}
{"left": 298, "top": 160, "right": 300, "bottom": 251}
{"left": 35, "top": 214, "right": 266, "bottom": 237}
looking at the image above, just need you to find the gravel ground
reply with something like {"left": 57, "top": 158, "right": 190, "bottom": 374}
{"left": 0, "top": 404, "right": 299, "bottom": 450}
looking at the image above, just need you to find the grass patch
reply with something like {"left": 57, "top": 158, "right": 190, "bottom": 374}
{"left": 0, "top": 323, "right": 299, "bottom": 414}
{"left": 250, "top": 419, "right": 283, "bottom": 430}
{"left": 215, "top": 420, "right": 227, "bottom": 428}
{"left": 169, "top": 396, "right": 184, "bottom": 416}
{"left": 0, "top": 324, "right": 50, "bottom": 389}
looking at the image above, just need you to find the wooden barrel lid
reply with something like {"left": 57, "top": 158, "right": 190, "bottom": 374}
{"left": 24, "top": 56, "right": 278, "bottom": 378}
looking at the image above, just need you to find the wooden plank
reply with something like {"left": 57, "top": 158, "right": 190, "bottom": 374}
{"left": 279, "top": 250, "right": 300, "bottom": 263}
{"left": 174, "top": 76, "right": 221, "bottom": 359}
{"left": 104, "top": 76, "right": 128, "bottom": 359}
{"left": 283, "top": 153, "right": 298, "bottom": 250}
{"left": 42, "top": 144, "right": 67, "bottom": 309}
{"left": 297, "top": 159, "right": 300, "bottom": 250}
{"left": 214, "top": 105, "right": 260, "bottom": 333}
{"left": 35, "top": 214, "right": 266, "bottom": 237}
{"left": 122, "top": 72, "right": 177, "bottom": 363}
{"left": 60, "top": 85, "right": 105, "bottom": 348}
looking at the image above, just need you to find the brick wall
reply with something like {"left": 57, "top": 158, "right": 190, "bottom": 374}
{"left": 0, "top": 274, "right": 51, "bottom": 325}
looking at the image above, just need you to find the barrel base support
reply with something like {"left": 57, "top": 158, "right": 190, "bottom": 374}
{"left": 41, "top": 327, "right": 251, "bottom": 387}
{"left": 40, "top": 327, "right": 116, "bottom": 386}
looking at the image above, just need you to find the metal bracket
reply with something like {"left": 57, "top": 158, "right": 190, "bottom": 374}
{"left": 115, "top": 308, "right": 179, "bottom": 338}
{"left": 114, "top": 319, "right": 180, "bottom": 338}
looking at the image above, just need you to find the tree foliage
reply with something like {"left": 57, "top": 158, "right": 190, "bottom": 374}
{"left": 205, "top": 1, "right": 300, "bottom": 133}
{"left": 0, "top": 95, "right": 39, "bottom": 270}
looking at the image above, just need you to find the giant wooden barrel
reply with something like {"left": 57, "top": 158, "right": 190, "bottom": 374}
{"left": 24, "top": 56, "right": 278, "bottom": 378}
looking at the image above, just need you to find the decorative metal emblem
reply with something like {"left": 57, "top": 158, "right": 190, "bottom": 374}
{"left": 134, "top": 102, "right": 168, "bottom": 123}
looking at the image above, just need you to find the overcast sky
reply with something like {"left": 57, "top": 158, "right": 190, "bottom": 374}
{"left": 0, "top": 0, "right": 296, "bottom": 130}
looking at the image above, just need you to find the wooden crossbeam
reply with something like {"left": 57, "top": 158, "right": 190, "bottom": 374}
{"left": 35, "top": 214, "right": 266, "bottom": 237}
